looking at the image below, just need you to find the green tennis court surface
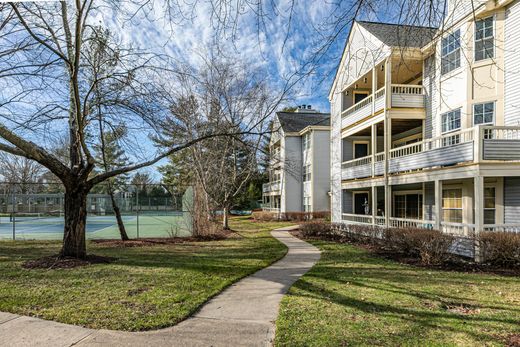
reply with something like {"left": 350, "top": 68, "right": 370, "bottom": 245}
{"left": 0, "top": 213, "right": 192, "bottom": 240}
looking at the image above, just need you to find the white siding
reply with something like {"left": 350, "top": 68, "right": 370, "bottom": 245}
{"left": 330, "top": 94, "right": 343, "bottom": 223}
{"left": 505, "top": 0, "right": 520, "bottom": 126}
{"left": 446, "top": 0, "right": 486, "bottom": 27}
{"left": 424, "top": 55, "right": 435, "bottom": 139}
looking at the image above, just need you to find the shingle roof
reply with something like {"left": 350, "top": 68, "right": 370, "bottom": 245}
{"left": 276, "top": 112, "right": 330, "bottom": 133}
{"left": 358, "top": 21, "right": 437, "bottom": 48}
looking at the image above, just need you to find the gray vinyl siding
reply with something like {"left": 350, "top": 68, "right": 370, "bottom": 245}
{"left": 283, "top": 136, "right": 303, "bottom": 212}
{"left": 342, "top": 190, "right": 353, "bottom": 214}
{"left": 483, "top": 140, "right": 520, "bottom": 160}
{"left": 504, "top": 177, "right": 520, "bottom": 224}
{"left": 312, "top": 130, "right": 331, "bottom": 212}
{"left": 505, "top": 0, "right": 520, "bottom": 126}
{"left": 424, "top": 182, "right": 435, "bottom": 221}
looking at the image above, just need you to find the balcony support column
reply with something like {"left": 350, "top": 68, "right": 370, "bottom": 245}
{"left": 371, "top": 123, "right": 377, "bottom": 177}
{"left": 372, "top": 185, "right": 377, "bottom": 225}
{"left": 434, "top": 180, "right": 442, "bottom": 231}
{"left": 384, "top": 184, "right": 392, "bottom": 227}
{"left": 474, "top": 175, "right": 484, "bottom": 262}
{"left": 383, "top": 57, "right": 392, "bottom": 228}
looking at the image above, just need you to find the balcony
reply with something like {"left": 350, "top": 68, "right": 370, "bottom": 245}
{"left": 262, "top": 181, "right": 281, "bottom": 194}
{"left": 341, "top": 126, "right": 520, "bottom": 180}
{"left": 341, "top": 85, "right": 424, "bottom": 129}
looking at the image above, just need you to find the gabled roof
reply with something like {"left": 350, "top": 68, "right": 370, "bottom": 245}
{"left": 276, "top": 112, "right": 330, "bottom": 133}
{"left": 357, "top": 21, "right": 437, "bottom": 48}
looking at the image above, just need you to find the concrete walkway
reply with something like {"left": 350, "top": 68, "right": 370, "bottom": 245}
{"left": 0, "top": 226, "right": 320, "bottom": 347}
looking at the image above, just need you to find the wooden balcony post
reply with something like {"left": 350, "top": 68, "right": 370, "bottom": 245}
{"left": 434, "top": 180, "right": 442, "bottom": 231}
{"left": 372, "top": 185, "right": 378, "bottom": 225}
{"left": 474, "top": 175, "right": 484, "bottom": 262}
{"left": 371, "top": 123, "right": 377, "bottom": 177}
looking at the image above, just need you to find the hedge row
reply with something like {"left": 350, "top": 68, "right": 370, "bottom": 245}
{"left": 252, "top": 211, "right": 330, "bottom": 222}
{"left": 300, "top": 221, "right": 520, "bottom": 267}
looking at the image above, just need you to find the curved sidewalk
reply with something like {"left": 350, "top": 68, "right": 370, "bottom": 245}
{"left": 0, "top": 225, "right": 320, "bottom": 347}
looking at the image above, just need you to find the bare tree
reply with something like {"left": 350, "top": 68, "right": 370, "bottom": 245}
{"left": 0, "top": 2, "right": 274, "bottom": 258}
{"left": 0, "top": 153, "right": 44, "bottom": 193}
{"left": 158, "top": 58, "right": 272, "bottom": 229}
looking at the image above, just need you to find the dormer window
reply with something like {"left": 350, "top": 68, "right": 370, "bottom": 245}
{"left": 441, "top": 29, "right": 461, "bottom": 75}
{"left": 475, "top": 16, "right": 494, "bottom": 61}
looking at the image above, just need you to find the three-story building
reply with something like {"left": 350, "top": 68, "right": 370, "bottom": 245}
{"left": 330, "top": 0, "right": 520, "bottom": 241}
{"left": 263, "top": 106, "right": 331, "bottom": 214}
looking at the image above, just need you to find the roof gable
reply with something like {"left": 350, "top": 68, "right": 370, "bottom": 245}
{"left": 275, "top": 112, "right": 330, "bottom": 134}
{"left": 357, "top": 21, "right": 437, "bottom": 48}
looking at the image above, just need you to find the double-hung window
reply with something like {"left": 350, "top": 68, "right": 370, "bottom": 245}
{"left": 475, "top": 17, "right": 494, "bottom": 61}
{"left": 474, "top": 102, "right": 495, "bottom": 139}
{"left": 442, "top": 189, "right": 463, "bottom": 223}
{"left": 303, "top": 164, "right": 311, "bottom": 182}
{"left": 484, "top": 187, "right": 496, "bottom": 224}
{"left": 303, "top": 133, "right": 311, "bottom": 152}
{"left": 441, "top": 109, "right": 461, "bottom": 145}
{"left": 441, "top": 30, "right": 461, "bottom": 75}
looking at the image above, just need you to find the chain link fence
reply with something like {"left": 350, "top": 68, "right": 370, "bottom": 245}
{"left": 0, "top": 182, "right": 193, "bottom": 240}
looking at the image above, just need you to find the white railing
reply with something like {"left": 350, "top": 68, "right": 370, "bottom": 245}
{"left": 442, "top": 222, "right": 475, "bottom": 237}
{"left": 483, "top": 224, "right": 520, "bottom": 233}
{"left": 342, "top": 94, "right": 373, "bottom": 118}
{"left": 263, "top": 181, "right": 281, "bottom": 193}
{"left": 389, "top": 217, "right": 434, "bottom": 229}
{"left": 481, "top": 126, "right": 520, "bottom": 140}
{"left": 262, "top": 207, "right": 280, "bottom": 212}
{"left": 342, "top": 155, "right": 371, "bottom": 169}
{"left": 342, "top": 213, "right": 372, "bottom": 224}
{"left": 375, "top": 216, "right": 386, "bottom": 226}
{"left": 390, "top": 128, "right": 474, "bottom": 159}
{"left": 374, "top": 86, "right": 386, "bottom": 99}
{"left": 391, "top": 84, "right": 424, "bottom": 95}
{"left": 375, "top": 153, "right": 385, "bottom": 162}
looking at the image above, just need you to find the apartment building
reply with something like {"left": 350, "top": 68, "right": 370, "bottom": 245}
{"left": 329, "top": 0, "right": 520, "bottom": 241}
{"left": 262, "top": 106, "right": 331, "bottom": 214}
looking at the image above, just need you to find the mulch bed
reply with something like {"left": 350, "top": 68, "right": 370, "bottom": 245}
{"left": 290, "top": 230, "right": 520, "bottom": 277}
{"left": 507, "top": 334, "right": 520, "bottom": 347}
{"left": 91, "top": 231, "right": 235, "bottom": 248}
{"left": 23, "top": 254, "right": 116, "bottom": 269}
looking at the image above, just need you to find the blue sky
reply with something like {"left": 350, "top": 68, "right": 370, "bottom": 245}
{"left": 94, "top": 1, "right": 365, "bottom": 115}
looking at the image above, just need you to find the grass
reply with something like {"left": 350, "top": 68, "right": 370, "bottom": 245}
{"left": 276, "top": 240, "right": 520, "bottom": 347}
{"left": 0, "top": 217, "right": 293, "bottom": 331}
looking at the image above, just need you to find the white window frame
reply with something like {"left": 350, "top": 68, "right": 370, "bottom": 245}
{"left": 302, "top": 164, "right": 311, "bottom": 182}
{"left": 352, "top": 140, "right": 370, "bottom": 159}
{"left": 302, "top": 132, "right": 311, "bottom": 152}
{"left": 474, "top": 16, "right": 495, "bottom": 62}
{"left": 441, "top": 108, "right": 462, "bottom": 134}
{"left": 353, "top": 191, "right": 371, "bottom": 215}
{"left": 442, "top": 188, "right": 463, "bottom": 223}
{"left": 392, "top": 190, "right": 424, "bottom": 220}
{"left": 473, "top": 101, "right": 495, "bottom": 126}
{"left": 441, "top": 29, "right": 461, "bottom": 75}
{"left": 483, "top": 185, "right": 496, "bottom": 225}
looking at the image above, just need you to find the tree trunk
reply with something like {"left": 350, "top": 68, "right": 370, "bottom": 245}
{"left": 60, "top": 185, "right": 88, "bottom": 259}
{"left": 223, "top": 206, "right": 229, "bottom": 230}
{"left": 109, "top": 191, "right": 129, "bottom": 241}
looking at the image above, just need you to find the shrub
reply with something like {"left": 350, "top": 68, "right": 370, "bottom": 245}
{"left": 386, "top": 228, "right": 454, "bottom": 265}
{"left": 252, "top": 211, "right": 279, "bottom": 222}
{"left": 479, "top": 231, "right": 520, "bottom": 267}
{"left": 300, "top": 221, "right": 336, "bottom": 240}
{"left": 311, "top": 211, "right": 331, "bottom": 220}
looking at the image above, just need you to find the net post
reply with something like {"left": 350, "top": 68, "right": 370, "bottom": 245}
{"left": 136, "top": 188, "right": 140, "bottom": 239}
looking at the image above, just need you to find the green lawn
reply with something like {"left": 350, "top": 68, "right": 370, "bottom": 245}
{"left": 0, "top": 217, "right": 293, "bottom": 331}
{"left": 276, "top": 240, "right": 520, "bottom": 347}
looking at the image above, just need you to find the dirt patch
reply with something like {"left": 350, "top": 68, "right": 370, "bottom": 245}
{"left": 442, "top": 302, "right": 481, "bottom": 315}
{"left": 23, "top": 254, "right": 116, "bottom": 269}
{"left": 127, "top": 287, "right": 151, "bottom": 297}
{"left": 92, "top": 232, "right": 234, "bottom": 248}
{"left": 507, "top": 334, "right": 520, "bottom": 347}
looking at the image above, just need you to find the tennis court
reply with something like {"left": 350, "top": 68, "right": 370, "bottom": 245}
{"left": 0, "top": 212, "right": 192, "bottom": 240}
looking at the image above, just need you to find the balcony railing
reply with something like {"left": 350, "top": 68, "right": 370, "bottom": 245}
{"left": 342, "top": 126, "right": 520, "bottom": 181}
{"left": 341, "top": 85, "right": 424, "bottom": 129}
{"left": 262, "top": 181, "right": 281, "bottom": 194}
